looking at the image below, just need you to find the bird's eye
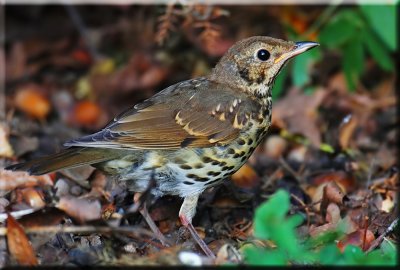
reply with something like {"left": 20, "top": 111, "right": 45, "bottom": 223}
{"left": 256, "top": 49, "right": 270, "bottom": 61}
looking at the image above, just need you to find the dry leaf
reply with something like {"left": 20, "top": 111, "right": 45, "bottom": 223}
{"left": 215, "top": 244, "right": 241, "bottom": 264}
{"left": 0, "top": 170, "right": 53, "bottom": 191}
{"left": 311, "top": 171, "right": 356, "bottom": 193}
{"left": 6, "top": 42, "right": 26, "bottom": 81}
{"left": 337, "top": 229, "right": 375, "bottom": 252}
{"left": 272, "top": 88, "right": 327, "bottom": 147}
{"left": 72, "top": 100, "right": 102, "bottom": 127}
{"left": 0, "top": 124, "right": 14, "bottom": 158}
{"left": 309, "top": 222, "right": 336, "bottom": 237}
{"left": 338, "top": 114, "right": 358, "bottom": 149}
{"left": 326, "top": 203, "right": 341, "bottom": 224}
{"left": 264, "top": 135, "right": 287, "bottom": 159}
{"left": 15, "top": 84, "right": 51, "bottom": 119}
{"left": 20, "top": 187, "right": 46, "bottom": 209}
{"left": 18, "top": 207, "right": 66, "bottom": 228}
{"left": 6, "top": 214, "right": 38, "bottom": 266}
{"left": 57, "top": 196, "right": 101, "bottom": 223}
{"left": 231, "top": 164, "right": 260, "bottom": 189}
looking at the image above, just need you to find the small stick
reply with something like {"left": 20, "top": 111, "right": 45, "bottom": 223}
{"left": 362, "top": 216, "right": 369, "bottom": 251}
{"left": 0, "top": 224, "right": 154, "bottom": 238}
{"left": 366, "top": 217, "right": 399, "bottom": 253}
{"left": 290, "top": 193, "right": 311, "bottom": 227}
{"left": 279, "top": 157, "right": 303, "bottom": 183}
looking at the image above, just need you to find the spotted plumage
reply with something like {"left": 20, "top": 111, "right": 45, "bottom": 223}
{"left": 6, "top": 36, "right": 319, "bottom": 257}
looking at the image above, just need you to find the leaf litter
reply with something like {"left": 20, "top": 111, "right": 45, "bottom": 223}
{"left": 1, "top": 5, "right": 397, "bottom": 267}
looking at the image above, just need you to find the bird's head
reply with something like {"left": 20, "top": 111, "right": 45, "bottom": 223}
{"left": 210, "top": 36, "right": 319, "bottom": 98}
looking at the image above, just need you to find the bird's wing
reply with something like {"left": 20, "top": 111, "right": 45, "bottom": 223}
{"left": 64, "top": 78, "right": 258, "bottom": 150}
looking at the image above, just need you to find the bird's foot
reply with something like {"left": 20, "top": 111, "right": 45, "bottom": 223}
{"left": 180, "top": 214, "right": 216, "bottom": 259}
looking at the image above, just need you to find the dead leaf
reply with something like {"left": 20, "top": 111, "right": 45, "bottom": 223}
{"left": 311, "top": 171, "right": 356, "bottom": 193}
{"left": 0, "top": 124, "right": 14, "bottom": 158}
{"left": 319, "top": 182, "right": 345, "bottom": 217}
{"left": 231, "top": 164, "right": 260, "bottom": 189}
{"left": 18, "top": 207, "right": 66, "bottom": 228}
{"left": 338, "top": 114, "right": 358, "bottom": 149}
{"left": 272, "top": 87, "right": 327, "bottom": 147}
{"left": 264, "top": 135, "right": 287, "bottom": 159}
{"left": 14, "top": 84, "right": 51, "bottom": 119}
{"left": 309, "top": 222, "right": 336, "bottom": 237}
{"left": 215, "top": 243, "right": 241, "bottom": 264}
{"left": 57, "top": 196, "right": 101, "bottom": 223}
{"left": 6, "top": 214, "right": 38, "bottom": 266}
{"left": 6, "top": 42, "right": 26, "bottom": 81}
{"left": 337, "top": 229, "right": 375, "bottom": 252}
{"left": 71, "top": 100, "right": 102, "bottom": 127}
{"left": 19, "top": 188, "right": 46, "bottom": 209}
{"left": 326, "top": 203, "right": 341, "bottom": 224}
{"left": 0, "top": 170, "right": 53, "bottom": 191}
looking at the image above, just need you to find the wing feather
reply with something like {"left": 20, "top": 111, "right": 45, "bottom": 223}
{"left": 64, "top": 79, "right": 259, "bottom": 150}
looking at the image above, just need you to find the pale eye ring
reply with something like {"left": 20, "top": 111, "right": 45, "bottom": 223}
{"left": 256, "top": 49, "right": 271, "bottom": 61}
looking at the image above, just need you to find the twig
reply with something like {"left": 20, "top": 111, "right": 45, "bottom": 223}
{"left": 279, "top": 157, "right": 303, "bottom": 183}
{"left": 0, "top": 224, "right": 154, "bottom": 238}
{"left": 261, "top": 167, "right": 282, "bottom": 189}
{"left": 63, "top": 4, "right": 101, "bottom": 61}
{"left": 290, "top": 193, "right": 311, "bottom": 227}
{"left": 366, "top": 217, "right": 399, "bottom": 253}
{"left": 0, "top": 209, "right": 35, "bottom": 222}
{"left": 366, "top": 158, "right": 376, "bottom": 188}
{"left": 362, "top": 215, "right": 369, "bottom": 251}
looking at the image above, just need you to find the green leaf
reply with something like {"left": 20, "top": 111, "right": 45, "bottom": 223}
{"left": 319, "top": 143, "right": 335, "bottom": 153}
{"left": 363, "top": 29, "right": 394, "bottom": 71}
{"left": 359, "top": 4, "right": 397, "bottom": 51}
{"left": 319, "top": 10, "right": 363, "bottom": 48}
{"left": 292, "top": 48, "right": 320, "bottom": 87}
{"left": 253, "top": 190, "right": 304, "bottom": 259}
{"left": 254, "top": 189, "right": 290, "bottom": 239}
{"left": 342, "top": 34, "right": 364, "bottom": 91}
{"left": 318, "top": 244, "right": 342, "bottom": 265}
{"left": 244, "top": 247, "right": 287, "bottom": 265}
{"left": 272, "top": 66, "right": 288, "bottom": 100}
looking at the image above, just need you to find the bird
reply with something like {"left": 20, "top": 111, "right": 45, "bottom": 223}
{"left": 6, "top": 36, "right": 319, "bottom": 258}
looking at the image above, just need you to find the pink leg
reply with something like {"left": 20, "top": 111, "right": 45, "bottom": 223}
{"left": 134, "top": 193, "right": 170, "bottom": 247}
{"left": 179, "top": 195, "right": 216, "bottom": 259}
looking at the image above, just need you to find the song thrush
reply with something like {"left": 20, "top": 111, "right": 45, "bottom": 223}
{"left": 7, "top": 36, "right": 319, "bottom": 258}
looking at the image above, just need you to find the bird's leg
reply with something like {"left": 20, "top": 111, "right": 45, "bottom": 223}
{"left": 179, "top": 194, "right": 216, "bottom": 259}
{"left": 133, "top": 193, "right": 169, "bottom": 247}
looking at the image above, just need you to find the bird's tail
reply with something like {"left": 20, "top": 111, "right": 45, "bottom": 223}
{"left": 5, "top": 147, "right": 121, "bottom": 175}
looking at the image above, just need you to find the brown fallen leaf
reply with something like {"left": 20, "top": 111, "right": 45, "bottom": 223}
{"left": 0, "top": 124, "right": 14, "bottom": 158}
{"left": 309, "top": 222, "right": 336, "bottom": 237}
{"left": 231, "top": 164, "right": 260, "bottom": 189}
{"left": 264, "top": 135, "right": 287, "bottom": 159}
{"left": 6, "top": 214, "right": 38, "bottom": 266}
{"left": 71, "top": 100, "right": 102, "bottom": 127}
{"left": 5, "top": 42, "right": 27, "bottom": 81}
{"left": 14, "top": 84, "right": 51, "bottom": 120}
{"left": 0, "top": 170, "right": 53, "bottom": 191}
{"left": 337, "top": 229, "right": 375, "bottom": 252}
{"left": 19, "top": 187, "right": 46, "bottom": 209}
{"left": 326, "top": 203, "right": 341, "bottom": 224}
{"left": 311, "top": 170, "right": 356, "bottom": 193}
{"left": 309, "top": 203, "right": 341, "bottom": 237}
{"left": 57, "top": 196, "right": 101, "bottom": 223}
{"left": 18, "top": 207, "right": 66, "bottom": 228}
{"left": 319, "top": 182, "right": 346, "bottom": 217}
{"left": 338, "top": 114, "right": 358, "bottom": 149}
{"left": 272, "top": 87, "right": 327, "bottom": 147}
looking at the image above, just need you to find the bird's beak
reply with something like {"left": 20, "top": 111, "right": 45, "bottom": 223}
{"left": 274, "top": 41, "right": 319, "bottom": 64}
